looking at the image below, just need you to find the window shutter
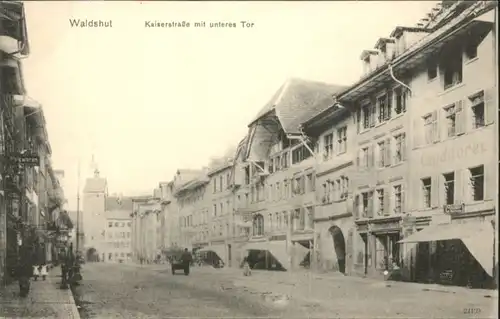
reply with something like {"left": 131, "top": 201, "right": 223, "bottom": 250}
{"left": 385, "top": 138, "right": 392, "bottom": 167}
{"left": 437, "top": 174, "right": 445, "bottom": 207}
{"left": 455, "top": 100, "right": 466, "bottom": 135}
{"left": 401, "top": 134, "right": 407, "bottom": 161}
{"left": 370, "top": 103, "right": 376, "bottom": 127}
{"left": 432, "top": 110, "right": 440, "bottom": 143}
{"left": 387, "top": 90, "right": 392, "bottom": 120}
{"left": 431, "top": 176, "right": 439, "bottom": 208}
{"left": 484, "top": 88, "right": 496, "bottom": 125}
{"left": 356, "top": 108, "right": 362, "bottom": 133}
{"left": 354, "top": 194, "right": 360, "bottom": 218}
{"left": 383, "top": 188, "right": 390, "bottom": 215}
{"left": 401, "top": 184, "right": 406, "bottom": 213}
{"left": 369, "top": 146, "right": 375, "bottom": 168}
{"left": 367, "top": 192, "right": 373, "bottom": 218}
{"left": 454, "top": 169, "right": 463, "bottom": 204}
{"left": 413, "top": 118, "right": 422, "bottom": 148}
{"left": 484, "top": 161, "right": 495, "bottom": 201}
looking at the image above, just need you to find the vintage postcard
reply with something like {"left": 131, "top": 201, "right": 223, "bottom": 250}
{"left": 0, "top": 1, "right": 498, "bottom": 318}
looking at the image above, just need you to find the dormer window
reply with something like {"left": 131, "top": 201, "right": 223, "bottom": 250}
{"left": 360, "top": 50, "right": 379, "bottom": 76}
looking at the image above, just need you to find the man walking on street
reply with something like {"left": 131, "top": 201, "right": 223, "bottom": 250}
{"left": 17, "top": 243, "right": 34, "bottom": 297}
{"left": 180, "top": 248, "right": 193, "bottom": 275}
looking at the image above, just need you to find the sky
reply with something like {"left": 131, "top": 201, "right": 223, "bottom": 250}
{"left": 22, "top": 1, "right": 438, "bottom": 210}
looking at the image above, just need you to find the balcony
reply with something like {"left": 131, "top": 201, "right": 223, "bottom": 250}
{"left": 0, "top": 1, "right": 29, "bottom": 56}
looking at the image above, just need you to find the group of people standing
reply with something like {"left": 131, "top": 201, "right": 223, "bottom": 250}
{"left": 16, "top": 240, "right": 82, "bottom": 297}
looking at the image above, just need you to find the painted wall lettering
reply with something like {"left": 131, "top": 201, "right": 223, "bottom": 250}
{"left": 420, "top": 142, "right": 487, "bottom": 167}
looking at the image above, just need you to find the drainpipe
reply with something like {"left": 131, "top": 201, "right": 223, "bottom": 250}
{"left": 493, "top": 5, "right": 498, "bottom": 286}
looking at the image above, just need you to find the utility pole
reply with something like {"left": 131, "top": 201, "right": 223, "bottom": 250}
{"left": 76, "top": 160, "right": 81, "bottom": 253}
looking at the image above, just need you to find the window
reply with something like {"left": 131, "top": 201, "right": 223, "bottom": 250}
{"left": 282, "top": 211, "right": 288, "bottom": 228}
{"left": 378, "top": 94, "right": 391, "bottom": 122}
{"left": 114, "top": 222, "right": 119, "bottom": 227}
{"left": 465, "top": 39, "right": 478, "bottom": 60}
{"left": 213, "top": 204, "right": 217, "bottom": 216}
{"left": 394, "top": 133, "right": 405, "bottom": 164}
{"left": 306, "top": 174, "right": 315, "bottom": 192}
{"left": 423, "top": 114, "right": 433, "bottom": 144}
{"left": 377, "top": 141, "right": 385, "bottom": 168}
{"left": 306, "top": 207, "right": 314, "bottom": 229}
{"left": 361, "top": 191, "right": 373, "bottom": 218}
{"left": 274, "top": 212, "right": 279, "bottom": 230}
{"left": 213, "top": 179, "right": 217, "bottom": 193}
{"left": 442, "top": 50, "right": 462, "bottom": 89}
{"left": 470, "top": 91, "right": 485, "bottom": 129}
{"left": 292, "top": 145, "right": 311, "bottom": 164}
{"left": 362, "top": 104, "right": 372, "bottom": 129}
{"left": 422, "top": 177, "right": 432, "bottom": 208}
{"left": 127, "top": 222, "right": 131, "bottom": 227}
{"left": 337, "top": 127, "right": 347, "bottom": 154}
{"left": 268, "top": 159, "right": 274, "bottom": 174}
{"left": 252, "top": 214, "right": 264, "bottom": 236}
{"left": 444, "top": 105, "right": 456, "bottom": 137}
{"left": 297, "top": 209, "right": 305, "bottom": 230}
{"left": 282, "top": 152, "right": 289, "bottom": 169}
{"left": 0, "top": 66, "right": 22, "bottom": 95}
{"left": 275, "top": 155, "right": 281, "bottom": 171}
{"left": 427, "top": 58, "right": 438, "bottom": 80}
{"left": 361, "top": 147, "right": 369, "bottom": 168}
{"left": 323, "top": 133, "right": 334, "bottom": 160}
{"left": 340, "top": 176, "right": 349, "bottom": 199}
{"left": 394, "top": 87, "right": 407, "bottom": 114}
{"left": 219, "top": 176, "right": 223, "bottom": 192}
{"left": 244, "top": 166, "right": 250, "bottom": 185}
{"left": 276, "top": 182, "right": 281, "bottom": 200}
{"left": 109, "top": 222, "right": 113, "bottom": 227}
{"left": 444, "top": 172, "right": 455, "bottom": 205}
{"left": 227, "top": 173, "right": 231, "bottom": 187}
{"left": 220, "top": 202, "right": 224, "bottom": 215}
{"left": 469, "top": 165, "right": 484, "bottom": 201}
{"left": 376, "top": 189, "right": 385, "bottom": 216}
{"left": 393, "top": 185, "right": 402, "bottom": 214}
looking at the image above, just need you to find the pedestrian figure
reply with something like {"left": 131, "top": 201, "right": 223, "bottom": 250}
{"left": 242, "top": 257, "right": 251, "bottom": 276}
{"left": 180, "top": 248, "right": 193, "bottom": 275}
{"left": 18, "top": 244, "right": 33, "bottom": 297}
{"left": 40, "top": 263, "right": 48, "bottom": 280}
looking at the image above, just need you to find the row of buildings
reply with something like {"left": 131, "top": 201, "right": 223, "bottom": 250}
{"left": 130, "top": 0, "right": 497, "bottom": 287}
{"left": 1, "top": 1, "right": 72, "bottom": 286}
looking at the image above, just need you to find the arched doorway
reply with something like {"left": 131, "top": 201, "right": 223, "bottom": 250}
{"left": 329, "top": 226, "right": 346, "bottom": 274}
{"left": 86, "top": 247, "right": 98, "bottom": 262}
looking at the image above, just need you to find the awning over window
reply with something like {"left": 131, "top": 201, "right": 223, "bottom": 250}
{"left": 398, "top": 221, "right": 494, "bottom": 276}
{"left": 199, "top": 244, "right": 226, "bottom": 262}
{"left": 244, "top": 241, "right": 291, "bottom": 270}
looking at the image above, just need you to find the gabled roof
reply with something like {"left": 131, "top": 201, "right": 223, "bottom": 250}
{"left": 83, "top": 177, "right": 107, "bottom": 193}
{"left": 248, "top": 78, "right": 347, "bottom": 135}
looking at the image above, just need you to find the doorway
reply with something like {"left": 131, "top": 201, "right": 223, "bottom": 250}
{"left": 329, "top": 226, "right": 346, "bottom": 273}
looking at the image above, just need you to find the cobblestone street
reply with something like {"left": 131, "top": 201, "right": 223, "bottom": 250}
{"left": 74, "top": 263, "right": 497, "bottom": 319}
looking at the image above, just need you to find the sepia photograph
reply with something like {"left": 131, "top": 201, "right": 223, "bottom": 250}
{"left": 0, "top": 0, "right": 498, "bottom": 318}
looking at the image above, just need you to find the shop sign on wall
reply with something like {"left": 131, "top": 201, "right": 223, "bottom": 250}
{"left": 443, "top": 203, "right": 465, "bottom": 215}
{"left": 421, "top": 142, "right": 487, "bottom": 167}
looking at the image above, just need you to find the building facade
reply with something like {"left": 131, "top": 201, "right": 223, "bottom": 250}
{"left": 131, "top": 196, "right": 161, "bottom": 263}
{"left": 302, "top": 106, "right": 357, "bottom": 274}
{"left": 236, "top": 78, "right": 345, "bottom": 271}
{"left": 103, "top": 213, "right": 132, "bottom": 263}
{"left": 1, "top": 1, "right": 67, "bottom": 285}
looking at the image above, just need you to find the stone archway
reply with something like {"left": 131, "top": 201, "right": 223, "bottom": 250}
{"left": 329, "top": 226, "right": 346, "bottom": 274}
{"left": 86, "top": 247, "right": 99, "bottom": 262}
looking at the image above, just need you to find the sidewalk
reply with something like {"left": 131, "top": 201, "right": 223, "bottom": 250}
{"left": 0, "top": 269, "right": 80, "bottom": 319}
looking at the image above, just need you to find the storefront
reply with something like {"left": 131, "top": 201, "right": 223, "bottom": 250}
{"left": 199, "top": 241, "right": 226, "bottom": 266}
{"left": 353, "top": 216, "right": 402, "bottom": 279}
{"left": 243, "top": 236, "right": 297, "bottom": 271}
{"left": 399, "top": 216, "right": 495, "bottom": 288}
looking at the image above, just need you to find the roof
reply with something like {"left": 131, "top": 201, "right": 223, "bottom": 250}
{"left": 105, "top": 196, "right": 134, "bottom": 211}
{"left": 374, "top": 37, "right": 396, "bottom": 49}
{"left": 105, "top": 210, "right": 132, "bottom": 220}
{"left": 83, "top": 177, "right": 107, "bottom": 193}
{"left": 175, "top": 175, "right": 210, "bottom": 196}
{"left": 249, "top": 78, "right": 348, "bottom": 135}
{"left": 335, "top": 0, "right": 492, "bottom": 102}
{"left": 389, "top": 26, "right": 431, "bottom": 38}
